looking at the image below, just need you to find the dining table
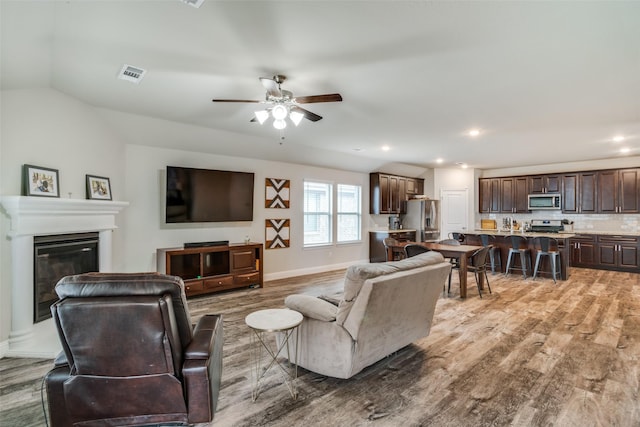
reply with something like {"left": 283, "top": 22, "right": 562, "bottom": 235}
{"left": 398, "top": 241, "right": 485, "bottom": 298}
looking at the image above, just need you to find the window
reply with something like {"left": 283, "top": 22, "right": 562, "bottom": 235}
{"left": 304, "top": 180, "right": 362, "bottom": 247}
{"left": 337, "top": 184, "right": 361, "bottom": 242}
{"left": 304, "top": 181, "right": 332, "bottom": 246}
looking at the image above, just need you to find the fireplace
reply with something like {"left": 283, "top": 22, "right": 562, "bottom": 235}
{"left": 34, "top": 232, "right": 99, "bottom": 322}
{"left": 1, "top": 196, "right": 128, "bottom": 358}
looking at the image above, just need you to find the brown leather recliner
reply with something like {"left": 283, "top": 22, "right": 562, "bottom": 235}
{"left": 45, "top": 272, "right": 223, "bottom": 427}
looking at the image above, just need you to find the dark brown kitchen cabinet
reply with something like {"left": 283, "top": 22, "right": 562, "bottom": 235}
{"left": 562, "top": 172, "right": 597, "bottom": 213}
{"left": 370, "top": 173, "right": 424, "bottom": 215}
{"left": 529, "top": 174, "right": 560, "bottom": 194}
{"left": 369, "top": 230, "right": 417, "bottom": 263}
{"left": 405, "top": 178, "right": 423, "bottom": 196}
{"left": 598, "top": 168, "right": 640, "bottom": 214}
{"left": 596, "top": 235, "right": 639, "bottom": 271}
{"left": 569, "top": 235, "right": 597, "bottom": 268}
{"left": 478, "top": 178, "right": 501, "bottom": 213}
{"left": 499, "top": 177, "right": 529, "bottom": 213}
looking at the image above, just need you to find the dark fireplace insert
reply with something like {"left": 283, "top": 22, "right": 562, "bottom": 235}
{"left": 34, "top": 232, "right": 99, "bottom": 322}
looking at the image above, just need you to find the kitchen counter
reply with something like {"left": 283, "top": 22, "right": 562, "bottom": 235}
{"left": 473, "top": 229, "right": 576, "bottom": 239}
{"left": 370, "top": 228, "right": 417, "bottom": 234}
{"left": 474, "top": 229, "right": 640, "bottom": 237}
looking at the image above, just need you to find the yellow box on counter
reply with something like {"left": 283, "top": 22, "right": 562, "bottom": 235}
{"left": 481, "top": 219, "right": 497, "bottom": 230}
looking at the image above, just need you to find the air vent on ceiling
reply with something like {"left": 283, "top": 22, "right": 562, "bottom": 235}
{"left": 180, "top": 0, "right": 204, "bottom": 8}
{"left": 118, "top": 64, "right": 146, "bottom": 83}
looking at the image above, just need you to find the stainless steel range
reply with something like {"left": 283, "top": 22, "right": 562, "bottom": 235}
{"left": 529, "top": 219, "right": 564, "bottom": 233}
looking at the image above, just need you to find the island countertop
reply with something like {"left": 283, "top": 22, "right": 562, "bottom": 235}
{"left": 471, "top": 229, "right": 576, "bottom": 239}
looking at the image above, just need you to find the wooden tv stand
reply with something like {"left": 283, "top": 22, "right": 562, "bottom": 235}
{"left": 157, "top": 242, "right": 263, "bottom": 297}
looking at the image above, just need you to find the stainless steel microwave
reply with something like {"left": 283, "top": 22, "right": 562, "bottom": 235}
{"left": 528, "top": 194, "right": 561, "bottom": 210}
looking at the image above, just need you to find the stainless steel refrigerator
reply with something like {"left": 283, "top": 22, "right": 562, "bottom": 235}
{"left": 402, "top": 199, "right": 440, "bottom": 242}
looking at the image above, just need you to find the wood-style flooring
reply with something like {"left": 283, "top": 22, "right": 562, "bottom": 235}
{"left": 1, "top": 266, "right": 639, "bottom": 426}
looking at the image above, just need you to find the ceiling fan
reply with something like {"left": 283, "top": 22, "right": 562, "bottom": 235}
{"left": 212, "top": 75, "right": 342, "bottom": 129}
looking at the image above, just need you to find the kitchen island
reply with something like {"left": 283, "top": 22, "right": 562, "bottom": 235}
{"left": 464, "top": 230, "right": 576, "bottom": 280}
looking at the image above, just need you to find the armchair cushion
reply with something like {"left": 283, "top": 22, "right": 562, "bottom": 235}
{"left": 284, "top": 294, "right": 338, "bottom": 321}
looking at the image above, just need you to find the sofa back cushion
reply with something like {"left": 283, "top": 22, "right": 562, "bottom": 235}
{"left": 335, "top": 251, "right": 445, "bottom": 325}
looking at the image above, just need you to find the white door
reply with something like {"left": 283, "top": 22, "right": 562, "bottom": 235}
{"left": 440, "top": 189, "right": 469, "bottom": 240}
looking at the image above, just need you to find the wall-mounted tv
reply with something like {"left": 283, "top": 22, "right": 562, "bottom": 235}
{"left": 165, "top": 166, "right": 254, "bottom": 223}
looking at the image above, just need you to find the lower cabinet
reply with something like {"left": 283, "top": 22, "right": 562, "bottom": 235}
{"left": 569, "top": 235, "right": 598, "bottom": 269}
{"left": 596, "top": 235, "right": 639, "bottom": 271}
{"left": 570, "top": 234, "right": 639, "bottom": 272}
{"left": 369, "top": 230, "right": 416, "bottom": 263}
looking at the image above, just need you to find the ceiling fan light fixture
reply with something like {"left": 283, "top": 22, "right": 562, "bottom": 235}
{"left": 272, "top": 104, "right": 288, "bottom": 120}
{"left": 290, "top": 110, "right": 304, "bottom": 126}
{"left": 254, "top": 110, "right": 269, "bottom": 124}
{"left": 273, "top": 119, "right": 287, "bottom": 130}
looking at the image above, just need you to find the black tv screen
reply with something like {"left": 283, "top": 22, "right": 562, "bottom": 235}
{"left": 165, "top": 166, "right": 254, "bottom": 223}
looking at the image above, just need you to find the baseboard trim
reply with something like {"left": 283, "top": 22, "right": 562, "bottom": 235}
{"left": 0, "top": 339, "right": 9, "bottom": 359}
{"left": 264, "top": 259, "right": 368, "bottom": 282}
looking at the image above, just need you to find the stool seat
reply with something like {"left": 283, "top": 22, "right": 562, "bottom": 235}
{"left": 532, "top": 237, "right": 561, "bottom": 283}
{"left": 505, "top": 235, "right": 531, "bottom": 278}
{"left": 479, "top": 234, "right": 502, "bottom": 274}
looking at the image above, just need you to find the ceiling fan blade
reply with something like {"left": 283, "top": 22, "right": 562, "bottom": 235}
{"left": 212, "top": 99, "right": 261, "bottom": 103}
{"left": 295, "top": 93, "right": 343, "bottom": 104}
{"left": 259, "top": 77, "right": 282, "bottom": 98}
{"left": 291, "top": 106, "right": 323, "bottom": 122}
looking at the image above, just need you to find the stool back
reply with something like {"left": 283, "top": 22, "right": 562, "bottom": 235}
{"left": 535, "top": 236, "right": 558, "bottom": 253}
{"left": 509, "top": 235, "right": 528, "bottom": 250}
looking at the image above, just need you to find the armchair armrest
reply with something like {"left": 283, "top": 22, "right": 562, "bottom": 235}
{"left": 284, "top": 294, "right": 338, "bottom": 322}
{"left": 185, "top": 314, "right": 221, "bottom": 360}
{"left": 183, "top": 314, "right": 223, "bottom": 424}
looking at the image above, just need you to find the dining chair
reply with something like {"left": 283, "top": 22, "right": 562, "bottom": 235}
{"left": 404, "top": 243, "right": 431, "bottom": 258}
{"left": 466, "top": 246, "right": 492, "bottom": 298}
{"left": 383, "top": 237, "right": 403, "bottom": 261}
{"left": 532, "top": 237, "right": 561, "bottom": 283}
{"left": 448, "top": 232, "right": 466, "bottom": 243}
{"left": 439, "top": 239, "right": 461, "bottom": 294}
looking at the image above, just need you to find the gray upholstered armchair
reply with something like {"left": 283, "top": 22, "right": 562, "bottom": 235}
{"left": 45, "top": 272, "right": 223, "bottom": 427}
{"left": 280, "top": 252, "right": 451, "bottom": 379}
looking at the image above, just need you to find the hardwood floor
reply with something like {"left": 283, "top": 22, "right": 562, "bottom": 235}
{"left": 1, "top": 267, "right": 639, "bottom": 426}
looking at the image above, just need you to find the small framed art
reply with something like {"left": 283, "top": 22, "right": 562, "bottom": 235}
{"left": 86, "top": 175, "right": 112, "bottom": 200}
{"left": 22, "top": 164, "right": 60, "bottom": 197}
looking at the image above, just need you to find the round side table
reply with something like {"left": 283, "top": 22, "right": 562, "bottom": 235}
{"left": 245, "top": 308, "right": 303, "bottom": 401}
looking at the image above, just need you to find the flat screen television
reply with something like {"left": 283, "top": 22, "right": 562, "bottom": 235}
{"left": 165, "top": 166, "right": 254, "bottom": 223}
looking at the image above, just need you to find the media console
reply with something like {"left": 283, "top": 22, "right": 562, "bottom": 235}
{"left": 157, "top": 242, "right": 263, "bottom": 297}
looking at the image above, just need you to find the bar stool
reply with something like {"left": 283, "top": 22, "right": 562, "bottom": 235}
{"left": 505, "top": 235, "right": 531, "bottom": 279}
{"left": 532, "top": 237, "right": 561, "bottom": 283}
{"left": 479, "top": 234, "right": 502, "bottom": 274}
{"left": 449, "top": 232, "right": 466, "bottom": 243}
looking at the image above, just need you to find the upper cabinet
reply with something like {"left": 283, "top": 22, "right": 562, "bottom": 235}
{"left": 561, "top": 171, "right": 597, "bottom": 213}
{"left": 598, "top": 169, "right": 640, "bottom": 214}
{"left": 528, "top": 174, "right": 560, "bottom": 194}
{"left": 480, "top": 167, "right": 638, "bottom": 215}
{"left": 479, "top": 177, "right": 528, "bottom": 213}
{"left": 370, "top": 173, "right": 424, "bottom": 214}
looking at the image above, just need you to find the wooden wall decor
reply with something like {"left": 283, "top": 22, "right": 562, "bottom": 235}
{"left": 265, "top": 178, "right": 290, "bottom": 209}
{"left": 265, "top": 218, "right": 290, "bottom": 249}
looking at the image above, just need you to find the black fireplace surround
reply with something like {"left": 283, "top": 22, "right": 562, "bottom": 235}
{"left": 34, "top": 232, "right": 99, "bottom": 322}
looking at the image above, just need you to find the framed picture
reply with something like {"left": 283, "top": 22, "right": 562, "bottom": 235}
{"left": 265, "top": 178, "right": 290, "bottom": 209}
{"left": 86, "top": 175, "right": 112, "bottom": 200}
{"left": 265, "top": 218, "right": 290, "bottom": 249}
{"left": 22, "top": 164, "right": 60, "bottom": 197}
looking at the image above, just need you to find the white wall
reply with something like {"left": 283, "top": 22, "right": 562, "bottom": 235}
{"left": 123, "top": 144, "right": 369, "bottom": 279}
{"left": 0, "top": 88, "right": 127, "bottom": 346}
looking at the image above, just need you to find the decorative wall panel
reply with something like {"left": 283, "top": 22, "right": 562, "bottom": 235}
{"left": 265, "top": 178, "right": 290, "bottom": 209}
{"left": 265, "top": 218, "right": 290, "bottom": 249}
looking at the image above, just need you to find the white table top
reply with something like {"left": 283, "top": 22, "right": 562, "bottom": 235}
{"left": 245, "top": 308, "right": 303, "bottom": 332}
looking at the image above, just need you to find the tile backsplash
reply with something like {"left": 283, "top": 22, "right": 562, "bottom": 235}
{"left": 478, "top": 211, "right": 640, "bottom": 234}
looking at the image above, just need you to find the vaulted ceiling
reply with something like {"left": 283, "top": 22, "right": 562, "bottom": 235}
{"left": 2, "top": 1, "right": 639, "bottom": 173}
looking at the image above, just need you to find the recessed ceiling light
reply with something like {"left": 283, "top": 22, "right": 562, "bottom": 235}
{"left": 620, "top": 147, "right": 631, "bottom": 154}
{"left": 436, "top": 158, "right": 444, "bottom": 164}
{"left": 468, "top": 129, "right": 480, "bottom": 137}
{"left": 613, "top": 135, "right": 625, "bottom": 142}
{"left": 455, "top": 162, "right": 468, "bottom": 169}
{"left": 381, "top": 145, "right": 390, "bottom": 151}
{"left": 352, "top": 148, "right": 363, "bottom": 152}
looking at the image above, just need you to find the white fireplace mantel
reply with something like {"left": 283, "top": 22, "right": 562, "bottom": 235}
{"left": 1, "top": 196, "right": 129, "bottom": 358}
